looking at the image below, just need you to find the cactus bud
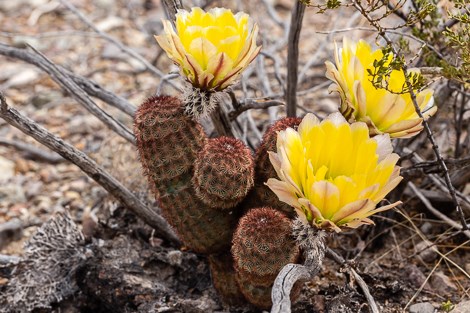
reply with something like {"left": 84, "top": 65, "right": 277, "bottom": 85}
{"left": 193, "top": 137, "right": 254, "bottom": 209}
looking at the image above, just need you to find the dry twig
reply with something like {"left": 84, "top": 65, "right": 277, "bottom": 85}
{"left": 408, "top": 182, "right": 470, "bottom": 239}
{"left": 0, "top": 138, "right": 63, "bottom": 164}
{"left": 0, "top": 93, "right": 180, "bottom": 245}
{"left": 286, "top": 1, "right": 306, "bottom": 117}
{"left": 0, "top": 43, "right": 136, "bottom": 117}
{"left": 0, "top": 43, "right": 135, "bottom": 144}
{"left": 59, "top": 0, "right": 180, "bottom": 91}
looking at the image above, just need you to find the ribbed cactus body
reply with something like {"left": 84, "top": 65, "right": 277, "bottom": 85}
{"left": 158, "top": 185, "right": 238, "bottom": 254}
{"left": 207, "top": 253, "right": 246, "bottom": 306}
{"left": 251, "top": 117, "right": 302, "bottom": 214}
{"left": 232, "top": 207, "right": 300, "bottom": 308}
{"left": 134, "top": 96, "right": 206, "bottom": 193}
{"left": 235, "top": 273, "right": 272, "bottom": 309}
{"left": 193, "top": 137, "right": 254, "bottom": 209}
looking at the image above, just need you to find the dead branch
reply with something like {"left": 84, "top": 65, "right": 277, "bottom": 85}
{"left": 326, "top": 248, "right": 380, "bottom": 313}
{"left": 29, "top": 44, "right": 135, "bottom": 144}
{"left": 0, "top": 43, "right": 136, "bottom": 117}
{"left": 59, "top": 0, "right": 180, "bottom": 91}
{"left": 0, "top": 138, "right": 63, "bottom": 164}
{"left": 0, "top": 93, "right": 180, "bottom": 245}
{"left": 408, "top": 182, "right": 470, "bottom": 239}
{"left": 271, "top": 221, "right": 327, "bottom": 313}
{"left": 162, "top": 0, "right": 183, "bottom": 25}
{"left": 405, "top": 148, "right": 470, "bottom": 214}
{"left": 286, "top": 1, "right": 306, "bottom": 118}
{"left": 229, "top": 98, "right": 284, "bottom": 120}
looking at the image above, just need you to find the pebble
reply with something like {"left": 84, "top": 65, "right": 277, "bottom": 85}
{"left": 0, "top": 185, "right": 26, "bottom": 203}
{"left": 451, "top": 301, "right": 470, "bottom": 313}
{"left": 403, "top": 264, "right": 432, "bottom": 291}
{"left": 430, "top": 271, "right": 457, "bottom": 295}
{"left": 25, "top": 181, "right": 43, "bottom": 199}
{"left": 31, "top": 90, "right": 62, "bottom": 108}
{"left": 69, "top": 179, "right": 87, "bottom": 192}
{"left": 415, "top": 240, "right": 438, "bottom": 263}
{"left": 3, "top": 68, "right": 40, "bottom": 89}
{"left": 409, "top": 302, "right": 435, "bottom": 313}
{"left": 96, "top": 16, "right": 125, "bottom": 32}
{"left": 420, "top": 222, "right": 433, "bottom": 234}
{"left": 0, "top": 156, "right": 15, "bottom": 181}
{"left": 167, "top": 250, "right": 183, "bottom": 267}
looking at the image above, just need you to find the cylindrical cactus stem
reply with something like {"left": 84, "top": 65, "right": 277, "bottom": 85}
{"left": 207, "top": 253, "right": 246, "bottom": 306}
{"left": 134, "top": 95, "right": 206, "bottom": 195}
{"left": 193, "top": 136, "right": 254, "bottom": 209}
{"left": 231, "top": 207, "right": 300, "bottom": 309}
{"left": 135, "top": 96, "right": 239, "bottom": 254}
{"left": 249, "top": 117, "right": 302, "bottom": 214}
{"left": 158, "top": 185, "right": 240, "bottom": 254}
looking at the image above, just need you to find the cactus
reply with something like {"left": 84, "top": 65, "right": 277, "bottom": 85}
{"left": 207, "top": 253, "right": 246, "bottom": 306}
{"left": 249, "top": 117, "right": 302, "bottom": 215}
{"left": 193, "top": 136, "right": 254, "bottom": 209}
{"left": 135, "top": 96, "right": 239, "bottom": 254}
{"left": 232, "top": 207, "right": 300, "bottom": 308}
{"left": 158, "top": 185, "right": 239, "bottom": 253}
{"left": 134, "top": 95, "right": 304, "bottom": 307}
{"left": 134, "top": 96, "right": 206, "bottom": 195}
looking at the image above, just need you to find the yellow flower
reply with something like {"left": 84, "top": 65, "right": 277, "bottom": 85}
{"left": 266, "top": 113, "right": 402, "bottom": 232}
{"left": 325, "top": 38, "right": 436, "bottom": 138}
{"left": 155, "top": 7, "right": 261, "bottom": 91}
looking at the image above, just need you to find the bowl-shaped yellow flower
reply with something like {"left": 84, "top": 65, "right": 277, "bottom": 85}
{"left": 325, "top": 38, "right": 436, "bottom": 138}
{"left": 266, "top": 113, "right": 402, "bottom": 232}
{"left": 155, "top": 7, "right": 261, "bottom": 91}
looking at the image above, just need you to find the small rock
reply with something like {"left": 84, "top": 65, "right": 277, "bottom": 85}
{"left": 101, "top": 44, "right": 146, "bottom": 71}
{"left": 25, "top": 181, "right": 43, "bottom": 199}
{"left": 430, "top": 271, "right": 457, "bottom": 295}
{"left": 96, "top": 16, "right": 125, "bottom": 32}
{"left": 12, "top": 36, "right": 41, "bottom": 49}
{"left": 3, "top": 68, "right": 40, "bottom": 89}
{"left": 0, "top": 156, "right": 15, "bottom": 181}
{"left": 451, "top": 300, "right": 470, "bottom": 313}
{"left": 64, "top": 191, "right": 81, "bottom": 201}
{"left": 415, "top": 240, "right": 438, "bottom": 263}
{"left": 409, "top": 302, "right": 435, "bottom": 313}
{"left": 69, "top": 179, "right": 87, "bottom": 192}
{"left": 0, "top": 185, "right": 26, "bottom": 203}
{"left": 0, "top": 218, "right": 23, "bottom": 249}
{"left": 420, "top": 222, "right": 433, "bottom": 234}
{"left": 167, "top": 250, "right": 183, "bottom": 266}
{"left": 15, "top": 158, "right": 31, "bottom": 174}
{"left": 31, "top": 90, "right": 62, "bottom": 108}
{"left": 403, "top": 264, "right": 432, "bottom": 291}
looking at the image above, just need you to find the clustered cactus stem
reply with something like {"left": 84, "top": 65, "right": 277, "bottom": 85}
{"left": 134, "top": 94, "right": 303, "bottom": 308}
